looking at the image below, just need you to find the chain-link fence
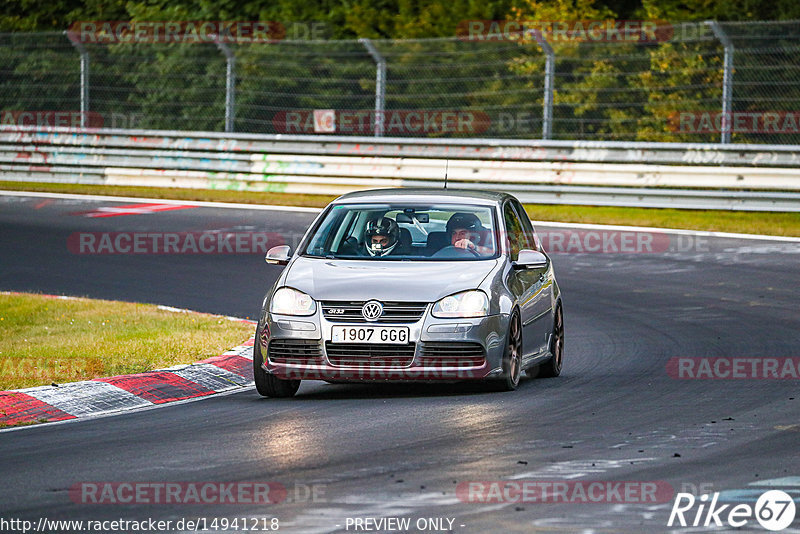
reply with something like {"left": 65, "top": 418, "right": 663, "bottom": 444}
{"left": 1, "top": 21, "right": 799, "bottom": 143}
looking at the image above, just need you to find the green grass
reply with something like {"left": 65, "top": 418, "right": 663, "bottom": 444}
{"left": 2, "top": 181, "right": 799, "bottom": 237}
{"left": 0, "top": 292, "right": 254, "bottom": 391}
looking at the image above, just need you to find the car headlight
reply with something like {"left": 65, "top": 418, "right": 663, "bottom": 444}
{"left": 270, "top": 287, "right": 316, "bottom": 316}
{"left": 432, "top": 290, "right": 488, "bottom": 318}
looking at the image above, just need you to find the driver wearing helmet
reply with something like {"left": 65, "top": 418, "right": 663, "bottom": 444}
{"left": 446, "top": 212, "right": 493, "bottom": 256}
{"left": 364, "top": 217, "right": 401, "bottom": 257}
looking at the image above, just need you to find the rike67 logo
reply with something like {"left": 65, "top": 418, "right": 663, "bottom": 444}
{"left": 668, "top": 490, "right": 796, "bottom": 531}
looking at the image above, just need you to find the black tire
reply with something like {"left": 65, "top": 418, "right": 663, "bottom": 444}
{"left": 253, "top": 325, "right": 301, "bottom": 398}
{"left": 536, "top": 304, "right": 564, "bottom": 378}
{"left": 490, "top": 311, "right": 522, "bottom": 391}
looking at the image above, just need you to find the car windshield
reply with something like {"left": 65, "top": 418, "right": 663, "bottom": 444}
{"left": 303, "top": 203, "right": 499, "bottom": 261}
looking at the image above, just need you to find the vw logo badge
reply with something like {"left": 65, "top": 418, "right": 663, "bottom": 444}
{"left": 362, "top": 300, "right": 383, "bottom": 322}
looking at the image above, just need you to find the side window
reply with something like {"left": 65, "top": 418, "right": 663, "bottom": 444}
{"left": 331, "top": 210, "right": 358, "bottom": 252}
{"left": 503, "top": 203, "right": 529, "bottom": 261}
{"left": 512, "top": 199, "right": 539, "bottom": 251}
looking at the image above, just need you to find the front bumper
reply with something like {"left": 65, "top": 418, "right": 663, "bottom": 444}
{"left": 260, "top": 307, "right": 508, "bottom": 382}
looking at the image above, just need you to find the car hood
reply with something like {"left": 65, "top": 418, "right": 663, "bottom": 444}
{"left": 283, "top": 256, "right": 499, "bottom": 302}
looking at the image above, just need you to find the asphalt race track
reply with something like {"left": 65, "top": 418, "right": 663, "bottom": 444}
{"left": 1, "top": 192, "right": 799, "bottom": 533}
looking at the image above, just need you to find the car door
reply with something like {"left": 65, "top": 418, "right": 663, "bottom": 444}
{"left": 503, "top": 201, "right": 551, "bottom": 358}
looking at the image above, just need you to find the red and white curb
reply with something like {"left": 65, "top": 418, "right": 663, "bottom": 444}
{"left": 0, "top": 294, "right": 258, "bottom": 427}
{"left": 0, "top": 336, "right": 255, "bottom": 427}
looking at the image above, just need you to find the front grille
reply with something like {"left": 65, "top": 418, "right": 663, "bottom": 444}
{"left": 418, "top": 342, "right": 486, "bottom": 367}
{"left": 268, "top": 339, "right": 322, "bottom": 363}
{"left": 322, "top": 301, "right": 428, "bottom": 323}
{"left": 325, "top": 342, "right": 416, "bottom": 367}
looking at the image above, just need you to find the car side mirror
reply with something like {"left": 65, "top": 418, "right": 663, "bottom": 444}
{"left": 513, "top": 249, "right": 548, "bottom": 269}
{"left": 265, "top": 245, "right": 291, "bottom": 266}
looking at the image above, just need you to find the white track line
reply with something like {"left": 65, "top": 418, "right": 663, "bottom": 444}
{"left": 2, "top": 189, "right": 799, "bottom": 242}
{"left": 531, "top": 220, "right": 800, "bottom": 242}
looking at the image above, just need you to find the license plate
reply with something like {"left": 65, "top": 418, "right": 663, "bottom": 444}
{"left": 330, "top": 326, "right": 409, "bottom": 344}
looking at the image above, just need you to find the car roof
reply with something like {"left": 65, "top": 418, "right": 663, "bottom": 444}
{"left": 331, "top": 188, "right": 514, "bottom": 206}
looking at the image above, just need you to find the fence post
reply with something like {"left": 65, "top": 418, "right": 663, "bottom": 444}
{"left": 529, "top": 30, "right": 554, "bottom": 140}
{"left": 360, "top": 38, "right": 386, "bottom": 137}
{"left": 706, "top": 21, "right": 734, "bottom": 144}
{"left": 214, "top": 38, "right": 236, "bottom": 133}
{"left": 64, "top": 31, "right": 90, "bottom": 128}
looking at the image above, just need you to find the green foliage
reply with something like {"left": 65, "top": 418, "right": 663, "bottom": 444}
{"left": 1, "top": 0, "right": 797, "bottom": 141}
{"left": 1, "top": 0, "right": 797, "bottom": 33}
{"left": 0, "top": 0, "right": 514, "bottom": 37}
{"left": 640, "top": 0, "right": 800, "bottom": 21}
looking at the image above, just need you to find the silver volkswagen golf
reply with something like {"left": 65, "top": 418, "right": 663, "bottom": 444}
{"left": 254, "top": 189, "right": 563, "bottom": 397}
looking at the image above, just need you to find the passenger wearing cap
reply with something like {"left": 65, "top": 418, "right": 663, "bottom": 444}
{"left": 446, "top": 212, "right": 493, "bottom": 256}
{"left": 364, "top": 217, "right": 402, "bottom": 257}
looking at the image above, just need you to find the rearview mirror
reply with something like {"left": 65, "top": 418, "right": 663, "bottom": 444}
{"left": 396, "top": 212, "right": 429, "bottom": 224}
{"left": 265, "top": 245, "right": 291, "bottom": 266}
{"left": 513, "top": 249, "right": 548, "bottom": 269}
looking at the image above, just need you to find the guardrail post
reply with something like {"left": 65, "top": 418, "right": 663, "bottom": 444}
{"left": 529, "top": 30, "right": 554, "bottom": 140}
{"left": 65, "top": 31, "right": 90, "bottom": 128}
{"left": 360, "top": 38, "right": 386, "bottom": 137}
{"left": 706, "top": 21, "right": 734, "bottom": 144}
{"left": 214, "top": 39, "right": 236, "bottom": 133}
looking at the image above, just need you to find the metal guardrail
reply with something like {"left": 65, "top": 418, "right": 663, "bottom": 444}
{"left": 2, "top": 126, "right": 800, "bottom": 211}
{"left": 4, "top": 127, "right": 800, "bottom": 165}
